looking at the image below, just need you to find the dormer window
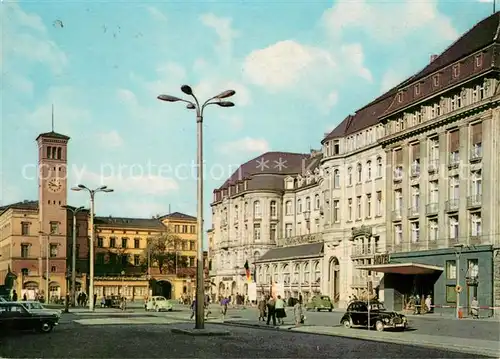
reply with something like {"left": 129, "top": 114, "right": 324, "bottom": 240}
{"left": 452, "top": 64, "right": 460, "bottom": 78}
{"left": 475, "top": 53, "right": 483, "bottom": 68}
{"left": 414, "top": 83, "right": 420, "bottom": 96}
{"left": 397, "top": 92, "right": 403, "bottom": 103}
{"left": 433, "top": 75, "right": 440, "bottom": 87}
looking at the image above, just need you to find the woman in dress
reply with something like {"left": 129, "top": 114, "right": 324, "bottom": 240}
{"left": 294, "top": 299, "right": 304, "bottom": 326}
{"left": 275, "top": 295, "right": 286, "bottom": 325}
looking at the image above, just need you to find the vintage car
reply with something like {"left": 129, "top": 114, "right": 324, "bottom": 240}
{"left": 18, "top": 301, "right": 62, "bottom": 318}
{"left": 0, "top": 302, "right": 59, "bottom": 334}
{"left": 145, "top": 296, "right": 173, "bottom": 312}
{"left": 305, "top": 295, "right": 334, "bottom": 312}
{"left": 341, "top": 300, "right": 408, "bottom": 332}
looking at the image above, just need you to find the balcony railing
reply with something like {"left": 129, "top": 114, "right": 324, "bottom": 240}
{"left": 393, "top": 167, "right": 403, "bottom": 182}
{"left": 448, "top": 153, "right": 460, "bottom": 169}
{"left": 410, "top": 163, "right": 420, "bottom": 177}
{"left": 407, "top": 206, "right": 419, "bottom": 218}
{"left": 425, "top": 203, "right": 439, "bottom": 216}
{"left": 467, "top": 195, "right": 482, "bottom": 209}
{"left": 428, "top": 159, "right": 439, "bottom": 174}
{"left": 351, "top": 245, "right": 382, "bottom": 257}
{"left": 276, "top": 232, "right": 322, "bottom": 247}
{"left": 391, "top": 209, "right": 402, "bottom": 221}
{"left": 470, "top": 146, "right": 482, "bottom": 162}
{"left": 445, "top": 199, "right": 459, "bottom": 212}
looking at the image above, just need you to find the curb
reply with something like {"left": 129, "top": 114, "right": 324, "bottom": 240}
{"left": 211, "top": 322, "right": 499, "bottom": 358}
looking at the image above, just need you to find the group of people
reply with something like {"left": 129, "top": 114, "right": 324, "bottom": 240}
{"left": 257, "top": 295, "right": 305, "bottom": 327}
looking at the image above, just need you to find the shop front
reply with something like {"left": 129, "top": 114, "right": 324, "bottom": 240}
{"left": 356, "top": 245, "right": 494, "bottom": 317}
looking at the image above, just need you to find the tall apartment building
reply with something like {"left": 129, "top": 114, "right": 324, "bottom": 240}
{"left": 209, "top": 12, "right": 499, "bottom": 314}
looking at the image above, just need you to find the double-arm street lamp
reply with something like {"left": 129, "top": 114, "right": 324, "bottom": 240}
{"left": 71, "top": 185, "right": 114, "bottom": 311}
{"left": 62, "top": 205, "right": 85, "bottom": 307}
{"left": 157, "top": 85, "right": 235, "bottom": 330}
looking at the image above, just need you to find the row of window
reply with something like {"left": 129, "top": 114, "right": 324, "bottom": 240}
{"left": 46, "top": 146, "right": 63, "bottom": 160}
{"left": 20, "top": 243, "right": 62, "bottom": 258}
{"left": 393, "top": 171, "right": 482, "bottom": 215}
{"left": 172, "top": 224, "right": 196, "bottom": 234}
{"left": 257, "top": 261, "right": 322, "bottom": 285}
{"left": 95, "top": 253, "right": 196, "bottom": 267}
{"left": 20, "top": 221, "right": 62, "bottom": 236}
{"left": 393, "top": 212, "right": 482, "bottom": 244}
{"left": 96, "top": 237, "right": 196, "bottom": 251}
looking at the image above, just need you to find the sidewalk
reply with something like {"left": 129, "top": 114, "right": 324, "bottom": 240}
{"left": 212, "top": 320, "right": 499, "bottom": 357}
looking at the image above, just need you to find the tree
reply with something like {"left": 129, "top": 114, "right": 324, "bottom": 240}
{"left": 144, "top": 230, "right": 183, "bottom": 274}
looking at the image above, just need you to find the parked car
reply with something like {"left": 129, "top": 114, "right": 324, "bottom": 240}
{"left": 341, "top": 300, "right": 408, "bottom": 332}
{"left": 0, "top": 297, "right": 6, "bottom": 302}
{"left": 18, "top": 301, "right": 62, "bottom": 318}
{"left": 305, "top": 295, "right": 334, "bottom": 312}
{"left": 0, "top": 302, "right": 59, "bottom": 334}
{"left": 145, "top": 296, "right": 173, "bottom": 312}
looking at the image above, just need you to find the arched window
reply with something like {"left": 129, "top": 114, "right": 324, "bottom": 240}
{"left": 293, "top": 264, "right": 300, "bottom": 283}
{"left": 297, "top": 199, "right": 302, "bottom": 213}
{"left": 366, "top": 160, "right": 372, "bottom": 180}
{"left": 272, "top": 264, "right": 278, "bottom": 282}
{"left": 303, "top": 263, "right": 310, "bottom": 284}
{"left": 253, "top": 201, "right": 261, "bottom": 218}
{"left": 333, "top": 169, "right": 340, "bottom": 188}
{"left": 283, "top": 264, "right": 290, "bottom": 284}
{"left": 314, "top": 194, "right": 320, "bottom": 210}
{"left": 285, "top": 200, "right": 292, "bottom": 215}
{"left": 270, "top": 200, "right": 277, "bottom": 217}
{"left": 357, "top": 163, "right": 362, "bottom": 183}
{"left": 314, "top": 261, "right": 321, "bottom": 283}
{"left": 376, "top": 157, "right": 383, "bottom": 177}
{"left": 305, "top": 197, "right": 311, "bottom": 211}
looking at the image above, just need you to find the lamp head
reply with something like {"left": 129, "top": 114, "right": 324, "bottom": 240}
{"left": 215, "top": 90, "right": 236, "bottom": 99}
{"left": 186, "top": 103, "right": 196, "bottom": 110}
{"left": 71, "top": 187, "right": 82, "bottom": 192}
{"left": 157, "top": 94, "right": 183, "bottom": 102}
{"left": 77, "top": 184, "right": 86, "bottom": 189}
{"left": 102, "top": 189, "right": 114, "bottom": 193}
{"left": 181, "top": 85, "right": 193, "bottom": 95}
{"left": 217, "top": 101, "right": 235, "bottom": 108}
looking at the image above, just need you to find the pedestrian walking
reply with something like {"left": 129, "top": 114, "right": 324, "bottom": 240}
{"left": 293, "top": 299, "right": 304, "bottom": 326}
{"left": 220, "top": 297, "right": 228, "bottom": 322}
{"left": 471, "top": 297, "right": 479, "bottom": 319}
{"left": 275, "top": 295, "right": 286, "bottom": 325}
{"left": 266, "top": 295, "right": 277, "bottom": 326}
{"left": 258, "top": 297, "right": 267, "bottom": 321}
{"left": 190, "top": 299, "right": 196, "bottom": 320}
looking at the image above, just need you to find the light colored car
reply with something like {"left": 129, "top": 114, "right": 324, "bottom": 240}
{"left": 145, "top": 296, "right": 173, "bottom": 312}
{"left": 18, "top": 301, "right": 63, "bottom": 318}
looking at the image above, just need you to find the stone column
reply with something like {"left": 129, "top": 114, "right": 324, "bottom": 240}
{"left": 438, "top": 131, "right": 448, "bottom": 246}
{"left": 419, "top": 136, "right": 429, "bottom": 248}
{"left": 401, "top": 142, "right": 410, "bottom": 252}
{"left": 458, "top": 125, "right": 469, "bottom": 245}
{"left": 384, "top": 148, "right": 393, "bottom": 251}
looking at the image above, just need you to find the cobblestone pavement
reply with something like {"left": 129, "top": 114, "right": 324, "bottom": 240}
{"left": 0, "top": 321, "right": 492, "bottom": 358}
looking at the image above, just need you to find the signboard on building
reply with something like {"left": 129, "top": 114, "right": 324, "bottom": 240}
{"left": 248, "top": 282, "right": 257, "bottom": 301}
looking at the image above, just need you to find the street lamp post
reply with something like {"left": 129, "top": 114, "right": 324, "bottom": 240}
{"left": 71, "top": 185, "right": 114, "bottom": 311}
{"left": 62, "top": 205, "right": 84, "bottom": 307}
{"left": 38, "top": 231, "right": 51, "bottom": 303}
{"left": 454, "top": 243, "right": 464, "bottom": 319}
{"left": 157, "top": 85, "right": 235, "bottom": 330}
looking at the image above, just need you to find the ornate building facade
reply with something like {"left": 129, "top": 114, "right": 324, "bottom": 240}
{"left": 209, "top": 13, "right": 500, "bottom": 313}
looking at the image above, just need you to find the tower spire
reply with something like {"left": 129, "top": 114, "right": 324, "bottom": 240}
{"left": 51, "top": 104, "right": 54, "bottom": 132}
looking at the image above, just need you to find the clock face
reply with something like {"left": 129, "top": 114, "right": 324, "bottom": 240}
{"left": 47, "top": 178, "right": 62, "bottom": 193}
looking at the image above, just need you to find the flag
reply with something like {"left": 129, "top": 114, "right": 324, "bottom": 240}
{"left": 244, "top": 260, "right": 251, "bottom": 281}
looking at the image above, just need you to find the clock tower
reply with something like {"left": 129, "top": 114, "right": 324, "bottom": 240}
{"left": 36, "top": 130, "right": 70, "bottom": 298}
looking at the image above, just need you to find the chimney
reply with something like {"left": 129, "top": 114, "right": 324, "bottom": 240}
{"left": 430, "top": 54, "right": 438, "bottom": 63}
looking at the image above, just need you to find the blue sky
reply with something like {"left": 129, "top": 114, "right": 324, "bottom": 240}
{"left": 0, "top": 0, "right": 495, "bottom": 232}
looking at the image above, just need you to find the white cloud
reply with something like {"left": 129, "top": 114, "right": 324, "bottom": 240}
{"left": 96, "top": 130, "right": 124, "bottom": 148}
{"left": 242, "top": 40, "right": 371, "bottom": 107}
{"left": 217, "top": 137, "right": 270, "bottom": 155}
{"left": 477, "top": 0, "right": 494, "bottom": 3}
{"left": 2, "top": 72, "right": 34, "bottom": 95}
{"left": 194, "top": 79, "right": 251, "bottom": 107}
{"left": 200, "top": 13, "right": 239, "bottom": 59}
{"left": 380, "top": 69, "right": 407, "bottom": 93}
{"left": 76, "top": 170, "right": 179, "bottom": 196}
{"left": 321, "top": 0, "right": 457, "bottom": 43}
{"left": 146, "top": 6, "right": 167, "bottom": 22}
{"left": 106, "top": 201, "right": 171, "bottom": 218}
{"left": 326, "top": 91, "right": 339, "bottom": 108}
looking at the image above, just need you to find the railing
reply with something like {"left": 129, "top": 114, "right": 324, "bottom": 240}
{"left": 351, "top": 245, "right": 383, "bottom": 257}
{"left": 448, "top": 153, "right": 460, "bottom": 169}
{"left": 410, "top": 163, "right": 420, "bottom": 177}
{"left": 467, "top": 195, "right": 482, "bottom": 209}
{"left": 425, "top": 203, "right": 439, "bottom": 216}
{"left": 428, "top": 159, "right": 439, "bottom": 173}
{"left": 470, "top": 146, "right": 482, "bottom": 162}
{"left": 276, "top": 232, "right": 322, "bottom": 247}
{"left": 391, "top": 209, "right": 402, "bottom": 221}
{"left": 445, "top": 199, "right": 459, "bottom": 212}
{"left": 407, "top": 206, "right": 419, "bottom": 218}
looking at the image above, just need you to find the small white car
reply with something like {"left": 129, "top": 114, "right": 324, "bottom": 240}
{"left": 145, "top": 296, "right": 173, "bottom": 312}
{"left": 18, "top": 301, "right": 63, "bottom": 318}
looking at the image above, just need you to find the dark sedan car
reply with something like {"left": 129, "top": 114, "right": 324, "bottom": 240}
{"left": 340, "top": 300, "right": 408, "bottom": 332}
{"left": 0, "top": 302, "right": 59, "bottom": 334}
